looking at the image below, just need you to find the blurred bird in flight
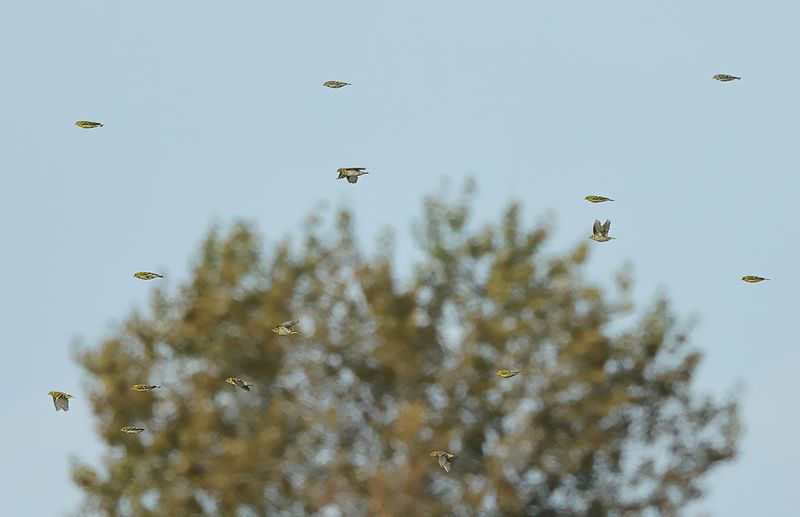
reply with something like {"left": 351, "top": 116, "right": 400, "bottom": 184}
{"left": 120, "top": 426, "right": 145, "bottom": 434}
{"left": 589, "top": 219, "right": 615, "bottom": 242}
{"left": 713, "top": 74, "right": 741, "bottom": 82}
{"left": 741, "top": 276, "right": 769, "bottom": 283}
{"left": 323, "top": 80, "right": 351, "bottom": 89}
{"left": 134, "top": 272, "right": 163, "bottom": 280}
{"left": 130, "top": 384, "right": 161, "bottom": 392}
{"left": 225, "top": 377, "right": 254, "bottom": 391}
{"left": 430, "top": 451, "right": 456, "bottom": 472}
{"left": 337, "top": 168, "right": 369, "bottom": 184}
{"left": 585, "top": 195, "right": 614, "bottom": 203}
{"left": 48, "top": 391, "right": 74, "bottom": 412}
{"left": 272, "top": 320, "right": 300, "bottom": 335}
{"left": 75, "top": 120, "right": 104, "bottom": 129}
{"left": 496, "top": 369, "right": 521, "bottom": 378}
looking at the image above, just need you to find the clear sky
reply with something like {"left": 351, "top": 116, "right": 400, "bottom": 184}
{"left": 1, "top": 1, "right": 798, "bottom": 515}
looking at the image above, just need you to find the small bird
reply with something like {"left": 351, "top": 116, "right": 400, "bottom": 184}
{"left": 496, "top": 369, "right": 521, "bottom": 378}
{"left": 589, "top": 219, "right": 615, "bottom": 242}
{"left": 48, "top": 391, "right": 75, "bottom": 412}
{"left": 323, "top": 80, "right": 351, "bottom": 89}
{"left": 131, "top": 384, "right": 161, "bottom": 392}
{"left": 585, "top": 195, "right": 614, "bottom": 203}
{"left": 713, "top": 74, "right": 741, "bottom": 82}
{"left": 134, "top": 272, "right": 164, "bottom": 280}
{"left": 741, "top": 275, "right": 770, "bottom": 283}
{"left": 120, "top": 426, "right": 145, "bottom": 434}
{"left": 430, "top": 451, "right": 456, "bottom": 472}
{"left": 336, "top": 168, "right": 369, "bottom": 184}
{"left": 225, "top": 377, "right": 254, "bottom": 391}
{"left": 75, "top": 120, "right": 104, "bottom": 129}
{"left": 272, "top": 320, "right": 300, "bottom": 335}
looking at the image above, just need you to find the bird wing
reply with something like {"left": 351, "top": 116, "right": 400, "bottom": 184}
{"left": 351, "top": 168, "right": 366, "bottom": 171}
{"left": 57, "top": 396, "right": 70, "bottom": 412}
{"left": 592, "top": 219, "right": 602, "bottom": 236}
{"left": 347, "top": 176, "right": 358, "bottom": 183}
{"left": 602, "top": 220, "right": 611, "bottom": 236}
{"left": 52, "top": 396, "right": 60, "bottom": 411}
{"left": 439, "top": 454, "right": 451, "bottom": 472}
{"left": 280, "top": 320, "right": 299, "bottom": 327}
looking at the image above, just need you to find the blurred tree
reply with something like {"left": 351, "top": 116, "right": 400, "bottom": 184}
{"left": 72, "top": 184, "right": 739, "bottom": 517}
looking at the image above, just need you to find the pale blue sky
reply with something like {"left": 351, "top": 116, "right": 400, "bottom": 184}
{"left": 1, "top": 1, "right": 798, "bottom": 515}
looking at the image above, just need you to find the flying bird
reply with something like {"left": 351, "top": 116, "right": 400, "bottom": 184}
{"left": 272, "top": 320, "right": 300, "bottom": 335}
{"left": 134, "top": 272, "right": 163, "bottom": 280}
{"left": 496, "top": 369, "right": 521, "bottom": 378}
{"left": 430, "top": 451, "right": 456, "bottom": 472}
{"left": 337, "top": 168, "right": 369, "bottom": 184}
{"left": 585, "top": 195, "right": 614, "bottom": 203}
{"left": 589, "top": 219, "right": 615, "bottom": 242}
{"left": 130, "top": 384, "right": 161, "bottom": 392}
{"left": 225, "top": 377, "right": 254, "bottom": 391}
{"left": 713, "top": 74, "right": 741, "bottom": 82}
{"left": 120, "top": 426, "right": 145, "bottom": 434}
{"left": 75, "top": 120, "right": 104, "bottom": 129}
{"left": 323, "top": 80, "right": 351, "bottom": 89}
{"left": 48, "top": 391, "right": 74, "bottom": 412}
{"left": 741, "top": 276, "right": 770, "bottom": 283}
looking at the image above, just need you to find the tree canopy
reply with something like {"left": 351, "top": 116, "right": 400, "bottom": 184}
{"left": 72, "top": 187, "right": 739, "bottom": 516}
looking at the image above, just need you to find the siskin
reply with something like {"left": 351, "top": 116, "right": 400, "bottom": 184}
{"left": 48, "top": 391, "right": 75, "bottom": 412}
{"left": 496, "top": 369, "right": 521, "bottom": 378}
{"left": 337, "top": 168, "right": 369, "bottom": 184}
{"left": 272, "top": 320, "right": 300, "bottom": 335}
{"left": 585, "top": 195, "right": 614, "bottom": 203}
{"left": 75, "top": 120, "right": 104, "bottom": 129}
{"left": 323, "top": 80, "right": 351, "bottom": 89}
{"left": 134, "top": 272, "right": 164, "bottom": 280}
{"left": 131, "top": 384, "right": 161, "bottom": 392}
{"left": 225, "top": 377, "right": 254, "bottom": 391}
{"left": 430, "top": 451, "right": 456, "bottom": 472}
{"left": 713, "top": 74, "right": 741, "bottom": 82}
{"left": 120, "top": 426, "right": 145, "bottom": 434}
{"left": 589, "top": 219, "right": 615, "bottom": 242}
{"left": 741, "top": 275, "right": 770, "bottom": 283}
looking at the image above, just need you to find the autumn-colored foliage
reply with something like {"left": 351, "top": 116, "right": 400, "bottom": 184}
{"left": 72, "top": 187, "right": 739, "bottom": 516}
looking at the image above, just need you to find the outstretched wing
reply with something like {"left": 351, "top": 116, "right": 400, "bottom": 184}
{"left": 347, "top": 176, "right": 358, "bottom": 183}
{"left": 438, "top": 454, "right": 451, "bottom": 472}
{"left": 592, "top": 219, "right": 602, "bottom": 236}
{"left": 57, "top": 396, "right": 70, "bottom": 412}
{"left": 280, "top": 320, "right": 299, "bottom": 328}
{"left": 601, "top": 219, "right": 611, "bottom": 236}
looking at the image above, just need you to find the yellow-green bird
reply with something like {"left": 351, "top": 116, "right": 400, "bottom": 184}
{"left": 131, "top": 384, "right": 161, "bottom": 392}
{"left": 134, "top": 272, "right": 163, "bottom": 280}
{"left": 336, "top": 167, "right": 369, "bottom": 184}
{"left": 48, "top": 391, "right": 74, "bottom": 412}
{"left": 120, "top": 426, "right": 145, "bottom": 434}
{"left": 742, "top": 275, "right": 770, "bottom": 283}
{"left": 225, "top": 377, "right": 254, "bottom": 391}
{"left": 496, "top": 369, "right": 521, "bottom": 378}
{"left": 75, "top": 120, "right": 104, "bottom": 129}
{"left": 713, "top": 74, "right": 741, "bottom": 82}
{"left": 589, "top": 219, "right": 615, "bottom": 242}
{"left": 585, "top": 195, "right": 614, "bottom": 203}
{"left": 430, "top": 451, "right": 456, "bottom": 472}
{"left": 272, "top": 320, "right": 300, "bottom": 335}
{"left": 323, "top": 80, "right": 351, "bottom": 89}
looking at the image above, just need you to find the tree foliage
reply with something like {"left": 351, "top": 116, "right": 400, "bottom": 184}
{"left": 72, "top": 187, "right": 739, "bottom": 516}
